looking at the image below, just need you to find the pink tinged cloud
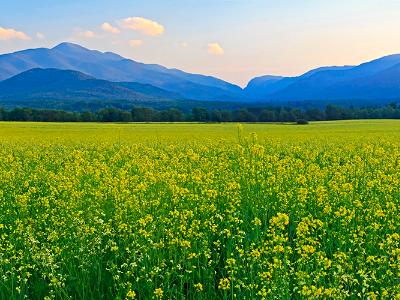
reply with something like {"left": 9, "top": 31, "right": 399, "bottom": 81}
{"left": 207, "top": 43, "right": 224, "bottom": 55}
{"left": 101, "top": 22, "right": 120, "bottom": 34}
{"left": 121, "top": 17, "right": 164, "bottom": 36}
{"left": 0, "top": 27, "right": 30, "bottom": 41}
{"left": 129, "top": 39, "right": 143, "bottom": 47}
{"left": 77, "top": 30, "right": 95, "bottom": 38}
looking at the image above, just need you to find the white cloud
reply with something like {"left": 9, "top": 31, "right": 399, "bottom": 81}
{"left": 121, "top": 17, "right": 164, "bottom": 36}
{"left": 77, "top": 30, "right": 95, "bottom": 39}
{"left": 0, "top": 27, "right": 30, "bottom": 41}
{"left": 207, "top": 43, "right": 224, "bottom": 55}
{"left": 36, "top": 32, "right": 45, "bottom": 40}
{"left": 101, "top": 22, "right": 120, "bottom": 34}
{"left": 129, "top": 39, "right": 143, "bottom": 47}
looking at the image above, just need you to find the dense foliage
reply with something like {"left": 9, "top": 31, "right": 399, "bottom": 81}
{"left": 1, "top": 103, "right": 400, "bottom": 122}
{"left": 0, "top": 121, "right": 399, "bottom": 299}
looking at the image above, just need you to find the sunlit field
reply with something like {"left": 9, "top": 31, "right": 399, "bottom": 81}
{"left": 1, "top": 120, "right": 400, "bottom": 299}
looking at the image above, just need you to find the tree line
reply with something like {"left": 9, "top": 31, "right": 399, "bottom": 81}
{"left": 0, "top": 103, "right": 400, "bottom": 123}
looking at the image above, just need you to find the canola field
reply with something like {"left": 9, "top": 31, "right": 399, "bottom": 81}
{"left": 0, "top": 120, "right": 400, "bottom": 299}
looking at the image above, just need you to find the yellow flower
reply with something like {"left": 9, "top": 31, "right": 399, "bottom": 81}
{"left": 126, "top": 290, "right": 136, "bottom": 299}
{"left": 218, "top": 278, "right": 230, "bottom": 290}
{"left": 252, "top": 217, "right": 262, "bottom": 226}
{"left": 250, "top": 249, "right": 261, "bottom": 259}
{"left": 226, "top": 258, "right": 236, "bottom": 267}
{"left": 270, "top": 213, "right": 289, "bottom": 230}
{"left": 154, "top": 288, "right": 163, "bottom": 299}
{"left": 194, "top": 283, "right": 203, "bottom": 292}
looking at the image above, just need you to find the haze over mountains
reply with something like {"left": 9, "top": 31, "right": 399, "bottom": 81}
{"left": 1, "top": 42, "right": 400, "bottom": 109}
{"left": 0, "top": 68, "right": 177, "bottom": 102}
{"left": 0, "top": 42, "right": 242, "bottom": 101}
{"left": 248, "top": 55, "right": 400, "bottom": 103}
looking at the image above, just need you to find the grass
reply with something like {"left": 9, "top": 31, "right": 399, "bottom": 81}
{"left": 0, "top": 120, "right": 399, "bottom": 299}
{"left": 1, "top": 119, "right": 400, "bottom": 143}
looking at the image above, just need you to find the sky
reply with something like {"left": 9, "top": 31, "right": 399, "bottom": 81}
{"left": 1, "top": 0, "right": 400, "bottom": 86}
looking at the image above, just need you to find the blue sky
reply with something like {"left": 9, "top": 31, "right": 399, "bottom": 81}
{"left": 1, "top": 0, "right": 400, "bottom": 86}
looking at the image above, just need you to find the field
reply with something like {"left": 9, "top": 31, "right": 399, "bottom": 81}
{"left": 0, "top": 120, "right": 400, "bottom": 299}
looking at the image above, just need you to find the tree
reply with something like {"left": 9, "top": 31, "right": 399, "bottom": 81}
{"left": 210, "top": 110, "right": 223, "bottom": 122}
{"left": 97, "top": 108, "right": 130, "bottom": 122}
{"left": 121, "top": 111, "right": 132, "bottom": 122}
{"left": 289, "top": 108, "right": 305, "bottom": 122}
{"left": 132, "top": 107, "right": 159, "bottom": 122}
{"left": 160, "top": 108, "right": 183, "bottom": 122}
{"left": 277, "top": 108, "right": 291, "bottom": 122}
{"left": 258, "top": 109, "right": 276, "bottom": 122}
{"left": 234, "top": 109, "right": 256, "bottom": 122}
{"left": 220, "top": 110, "right": 232, "bottom": 122}
{"left": 81, "top": 111, "right": 96, "bottom": 122}
{"left": 191, "top": 107, "right": 209, "bottom": 122}
{"left": 306, "top": 108, "right": 325, "bottom": 121}
{"left": 9, "top": 108, "right": 33, "bottom": 121}
{"left": 0, "top": 107, "right": 5, "bottom": 121}
{"left": 325, "top": 105, "right": 343, "bottom": 120}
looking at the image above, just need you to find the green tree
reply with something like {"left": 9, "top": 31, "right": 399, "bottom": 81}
{"left": 191, "top": 107, "right": 209, "bottom": 122}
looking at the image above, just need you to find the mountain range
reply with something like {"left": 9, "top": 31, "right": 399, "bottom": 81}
{"left": 245, "top": 55, "right": 400, "bottom": 103}
{"left": 1, "top": 42, "right": 400, "bottom": 109}
{"left": 0, "top": 68, "right": 179, "bottom": 101}
{"left": 0, "top": 42, "right": 241, "bottom": 101}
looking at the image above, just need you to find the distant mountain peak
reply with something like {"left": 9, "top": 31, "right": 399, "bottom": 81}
{"left": 248, "top": 75, "right": 285, "bottom": 84}
{"left": 52, "top": 42, "right": 88, "bottom": 51}
{"left": 103, "top": 51, "right": 124, "bottom": 61}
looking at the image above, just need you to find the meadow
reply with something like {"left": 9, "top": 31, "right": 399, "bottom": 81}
{"left": 0, "top": 120, "right": 399, "bottom": 299}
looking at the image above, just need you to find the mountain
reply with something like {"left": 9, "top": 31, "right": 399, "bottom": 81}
{"left": 0, "top": 68, "right": 174, "bottom": 103}
{"left": 118, "top": 82, "right": 181, "bottom": 99}
{"left": 0, "top": 68, "right": 247, "bottom": 111}
{"left": 317, "top": 63, "right": 400, "bottom": 100}
{"left": 246, "top": 55, "right": 400, "bottom": 103}
{"left": 273, "top": 55, "right": 400, "bottom": 101}
{"left": 245, "top": 75, "right": 295, "bottom": 99}
{"left": 0, "top": 42, "right": 242, "bottom": 100}
{"left": 2, "top": 43, "right": 400, "bottom": 107}
{"left": 244, "top": 66, "right": 353, "bottom": 100}
{"left": 299, "top": 66, "right": 354, "bottom": 78}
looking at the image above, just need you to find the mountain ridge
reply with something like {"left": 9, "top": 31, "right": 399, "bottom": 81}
{"left": 245, "top": 54, "right": 400, "bottom": 103}
{"left": 0, "top": 68, "right": 178, "bottom": 102}
{"left": 0, "top": 42, "right": 241, "bottom": 101}
{"left": 2, "top": 43, "right": 400, "bottom": 106}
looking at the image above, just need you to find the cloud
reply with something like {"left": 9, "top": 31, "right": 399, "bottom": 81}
{"left": 101, "top": 22, "right": 120, "bottom": 34}
{"left": 36, "top": 32, "right": 45, "bottom": 40}
{"left": 129, "top": 39, "right": 143, "bottom": 47}
{"left": 77, "top": 30, "right": 95, "bottom": 39}
{"left": 180, "top": 42, "right": 188, "bottom": 48}
{"left": 207, "top": 43, "right": 224, "bottom": 55}
{"left": 121, "top": 17, "right": 164, "bottom": 36}
{"left": 0, "top": 27, "right": 30, "bottom": 40}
